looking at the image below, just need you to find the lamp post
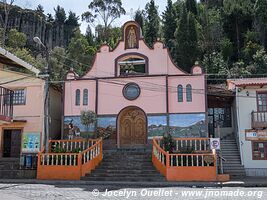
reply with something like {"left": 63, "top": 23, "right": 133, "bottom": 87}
{"left": 33, "top": 37, "right": 50, "bottom": 152}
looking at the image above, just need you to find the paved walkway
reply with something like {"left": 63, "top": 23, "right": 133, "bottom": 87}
{"left": 1, "top": 177, "right": 267, "bottom": 187}
{"left": 0, "top": 183, "right": 266, "bottom": 200}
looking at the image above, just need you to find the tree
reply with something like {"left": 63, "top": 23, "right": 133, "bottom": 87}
{"left": 254, "top": 0, "right": 267, "bottom": 48}
{"left": 64, "top": 11, "right": 80, "bottom": 46}
{"left": 85, "top": 25, "right": 95, "bottom": 46}
{"left": 223, "top": 0, "right": 253, "bottom": 58}
{"left": 175, "top": 5, "right": 199, "bottom": 72}
{"left": 67, "top": 30, "right": 96, "bottom": 75}
{"left": 80, "top": 110, "right": 97, "bottom": 136}
{"left": 253, "top": 48, "right": 267, "bottom": 74}
{"left": 202, "top": 51, "right": 227, "bottom": 74}
{"left": 50, "top": 47, "right": 68, "bottom": 81}
{"left": 144, "top": 0, "right": 160, "bottom": 47}
{"left": 185, "top": 0, "right": 198, "bottom": 15}
{"left": 6, "top": 28, "right": 27, "bottom": 48}
{"left": 134, "top": 9, "right": 145, "bottom": 31}
{"left": 54, "top": 5, "right": 66, "bottom": 24}
{"left": 36, "top": 4, "right": 44, "bottom": 14}
{"left": 162, "top": 0, "right": 176, "bottom": 55}
{"left": 0, "top": 0, "right": 15, "bottom": 45}
{"left": 82, "top": 0, "right": 125, "bottom": 42}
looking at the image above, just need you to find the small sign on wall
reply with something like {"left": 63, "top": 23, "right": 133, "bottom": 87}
{"left": 21, "top": 132, "right": 41, "bottom": 153}
{"left": 245, "top": 129, "right": 267, "bottom": 140}
{"left": 210, "top": 138, "right": 220, "bottom": 150}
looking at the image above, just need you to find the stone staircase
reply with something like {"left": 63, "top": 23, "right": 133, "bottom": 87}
{"left": 82, "top": 149, "right": 166, "bottom": 182}
{"left": 0, "top": 158, "right": 36, "bottom": 179}
{"left": 220, "top": 139, "right": 246, "bottom": 177}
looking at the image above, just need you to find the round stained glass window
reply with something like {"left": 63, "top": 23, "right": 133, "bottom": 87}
{"left": 123, "top": 83, "right": 140, "bottom": 100}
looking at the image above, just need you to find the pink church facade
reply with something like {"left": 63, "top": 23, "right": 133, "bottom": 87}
{"left": 64, "top": 21, "right": 207, "bottom": 148}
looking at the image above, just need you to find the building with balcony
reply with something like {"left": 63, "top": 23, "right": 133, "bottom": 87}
{"left": 228, "top": 78, "right": 267, "bottom": 176}
{"left": 0, "top": 47, "right": 62, "bottom": 178}
{"left": 0, "top": 86, "right": 13, "bottom": 124}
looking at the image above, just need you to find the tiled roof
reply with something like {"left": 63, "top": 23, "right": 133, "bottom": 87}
{"left": 227, "top": 78, "right": 267, "bottom": 87}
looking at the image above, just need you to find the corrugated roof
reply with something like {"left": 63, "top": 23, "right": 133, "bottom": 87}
{"left": 0, "top": 46, "right": 40, "bottom": 76}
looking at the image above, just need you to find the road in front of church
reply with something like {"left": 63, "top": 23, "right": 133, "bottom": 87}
{"left": 0, "top": 183, "right": 266, "bottom": 200}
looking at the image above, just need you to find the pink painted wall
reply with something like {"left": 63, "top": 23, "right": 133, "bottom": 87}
{"left": 64, "top": 21, "right": 206, "bottom": 116}
{"left": 64, "top": 80, "right": 96, "bottom": 116}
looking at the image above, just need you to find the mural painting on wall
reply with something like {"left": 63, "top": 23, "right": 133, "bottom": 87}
{"left": 169, "top": 113, "right": 206, "bottom": 138}
{"left": 148, "top": 115, "right": 167, "bottom": 138}
{"left": 21, "top": 132, "right": 41, "bottom": 153}
{"left": 97, "top": 117, "right": 116, "bottom": 139}
{"left": 64, "top": 116, "right": 116, "bottom": 139}
{"left": 64, "top": 117, "right": 95, "bottom": 139}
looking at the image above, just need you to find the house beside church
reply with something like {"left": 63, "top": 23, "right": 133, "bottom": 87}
{"left": 228, "top": 78, "right": 267, "bottom": 176}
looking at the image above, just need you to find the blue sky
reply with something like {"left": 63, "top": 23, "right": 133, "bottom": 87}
{"left": 14, "top": 0, "right": 171, "bottom": 34}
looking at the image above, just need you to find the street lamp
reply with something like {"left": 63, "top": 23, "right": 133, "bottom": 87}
{"left": 33, "top": 36, "right": 50, "bottom": 153}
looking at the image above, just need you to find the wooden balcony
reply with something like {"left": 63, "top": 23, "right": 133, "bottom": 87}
{"left": 251, "top": 111, "right": 267, "bottom": 129}
{"left": 0, "top": 86, "right": 13, "bottom": 124}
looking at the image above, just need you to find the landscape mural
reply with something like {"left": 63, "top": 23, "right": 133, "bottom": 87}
{"left": 169, "top": 113, "right": 207, "bottom": 138}
{"left": 147, "top": 115, "right": 167, "bottom": 138}
{"left": 64, "top": 116, "right": 117, "bottom": 139}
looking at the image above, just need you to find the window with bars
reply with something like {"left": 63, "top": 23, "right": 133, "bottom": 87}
{"left": 186, "top": 84, "right": 192, "bottom": 102}
{"left": 177, "top": 85, "right": 183, "bottom": 102}
{"left": 13, "top": 89, "right": 26, "bottom": 105}
{"left": 75, "top": 89, "right": 80, "bottom": 106}
{"left": 257, "top": 92, "right": 267, "bottom": 112}
{"left": 252, "top": 141, "right": 267, "bottom": 160}
{"left": 83, "top": 89, "right": 88, "bottom": 105}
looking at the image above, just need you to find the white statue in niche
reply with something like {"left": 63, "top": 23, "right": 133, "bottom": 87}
{"left": 127, "top": 26, "right": 137, "bottom": 48}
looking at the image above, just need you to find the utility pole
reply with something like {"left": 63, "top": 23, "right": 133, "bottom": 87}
{"left": 33, "top": 37, "right": 50, "bottom": 152}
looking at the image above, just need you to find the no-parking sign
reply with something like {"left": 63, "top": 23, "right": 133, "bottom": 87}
{"left": 210, "top": 138, "right": 220, "bottom": 150}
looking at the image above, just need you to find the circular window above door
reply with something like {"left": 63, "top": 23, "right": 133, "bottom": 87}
{"left": 123, "top": 83, "right": 141, "bottom": 101}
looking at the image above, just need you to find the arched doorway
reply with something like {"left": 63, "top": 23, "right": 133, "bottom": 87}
{"left": 117, "top": 106, "right": 147, "bottom": 148}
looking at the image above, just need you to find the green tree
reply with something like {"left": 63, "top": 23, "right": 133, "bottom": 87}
{"left": 54, "top": 5, "right": 66, "bottom": 24}
{"left": 175, "top": 5, "right": 199, "bottom": 72}
{"left": 219, "top": 37, "right": 233, "bottom": 61}
{"left": 144, "top": 0, "right": 160, "bottom": 47}
{"left": 50, "top": 47, "right": 68, "bottom": 81}
{"left": 252, "top": 48, "right": 267, "bottom": 74}
{"left": 82, "top": 0, "right": 125, "bottom": 42}
{"left": 198, "top": 4, "right": 224, "bottom": 54}
{"left": 0, "top": 0, "right": 15, "bottom": 45}
{"left": 162, "top": 0, "right": 176, "bottom": 55}
{"left": 202, "top": 51, "right": 227, "bottom": 74}
{"left": 6, "top": 29, "right": 27, "bottom": 48}
{"left": 64, "top": 11, "right": 80, "bottom": 45}
{"left": 254, "top": 0, "right": 267, "bottom": 48}
{"left": 185, "top": 0, "right": 198, "bottom": 15}
{"left": 134, "top": 9, "right": 145, "bottom": 31}
{"left": 67, "top": 30, "right": 96, "bottom": 75}
{"left": 223, "top": 0, "right": 253, "bottom": 58}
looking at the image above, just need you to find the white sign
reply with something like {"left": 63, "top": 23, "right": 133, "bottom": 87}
{"left": 210, "top": 138, "right": 220, "bottom": 150}
{"left": 246, "top": 131, "right": 257, "bottom": 138}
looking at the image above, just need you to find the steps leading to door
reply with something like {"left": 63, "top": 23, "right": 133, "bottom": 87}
{"left": 82, "top": 150, "right": 166, "bottom": 182}
{"left": 220, "top": 139, "right": 246, "bottom": 177}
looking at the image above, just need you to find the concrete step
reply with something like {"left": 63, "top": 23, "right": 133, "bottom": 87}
{"left": 91, "top": 169, "right": 161, "bottom": 174}
{"left": 0, "top": 169, "right": 36, "bottom": 179}
{"left": 88, "top": 172, "right": 161, "bottom": 177}
{"left": 81, "top": 176, "right": 166, "bottom": 182}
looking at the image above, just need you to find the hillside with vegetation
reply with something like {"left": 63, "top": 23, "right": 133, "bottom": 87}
{"left": 1, "top": 0, "right": 267, "bottom": 82}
